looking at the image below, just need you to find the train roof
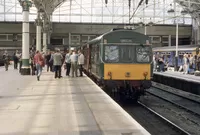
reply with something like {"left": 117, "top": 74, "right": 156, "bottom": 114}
{"left": 87, "top": 29, "right": 149, "bottom": 45}
{"left": 153, "top": 45, "right": 200, "bottom": 51}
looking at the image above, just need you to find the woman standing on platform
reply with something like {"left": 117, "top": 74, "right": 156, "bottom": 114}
{"left": 34, "top": 50, "right": 45, "bottom": 81}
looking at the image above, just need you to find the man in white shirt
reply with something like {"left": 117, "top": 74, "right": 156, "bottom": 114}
{"left": 78, "top": 50, "right": 84, "bottom": 77}
{"left": 65, "top": 50, "right": 72, "bottom": 76}
{"left": 70, "top": 51, "right": 78, "bottom": 77}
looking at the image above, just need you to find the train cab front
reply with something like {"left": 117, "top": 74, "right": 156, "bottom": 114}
{"left": 104, "top": 64, "right": 152, "bottom": 89}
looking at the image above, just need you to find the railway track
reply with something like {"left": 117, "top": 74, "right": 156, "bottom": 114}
{"left": 122, "top": 101, "right": 190, "bottom": 135}
{"left": 148, "top": 86, "right": 200, "bottom": 116}
{"left": 139, "top": 87, "right": 200, "bottom": 135}
{"left": 89, "top": 75, "right": 200, "bottom": 134}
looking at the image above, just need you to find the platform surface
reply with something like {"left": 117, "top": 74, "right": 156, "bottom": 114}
{"left": 154, "top": 71, "right": 200, "bottom": 84}
{"left": 0, "top": 68, "right": 150, "bottom": 135}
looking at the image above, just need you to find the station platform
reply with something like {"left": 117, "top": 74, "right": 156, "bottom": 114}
{"left": 0, "top": 68, "right": 150, "bottom": 135}
{"left": 153, "top": 71, "right": 200, "bottom": 95}
{"left": 154, "top": 71, "right": 200, "bottom": 84}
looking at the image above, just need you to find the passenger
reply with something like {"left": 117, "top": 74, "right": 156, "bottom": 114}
{"left": 158, "top": 55, "right": 164, "bottom": 72}
{"left": 164, "top": 61, "right": 169, "bottom": 71}
{"left": 178, "top": 57, "right": 184, "bottom": 72}
{"left": 70, "top": 50, "right": 78, "bottom": 77}
{"left": 65, "top": 50, "right": 71, "bottom": 76}
{"left": 78, "top": 50, "right": 84, "bottom": 77}
{"left": 188, "top": 55, "right": 192, "bottom": 73}
{"left": 194, "top": 55, "right": 198, "bottom": 71}
{"left": 189, "top": 54, "right": 194, "bottom": 70}
{"left": 34, "top": 50, "right": 44, "bottom": 81}
{"left": 153, "top": 55, "right": 157, "bottom": 72}
{"left": 53, "top": 49, "right": 63, "bottom": 79}
{"left": 61, "top": 51, "right": 66, "bottom": 65}
{"left": 49, "top": 51, "right": 55, "bottom": 72}
{"left": 197, "top": 56, "right": 200, "bottom": 71}
{"left": 183, "top": 54, "right": 189, "bottom": 74}
{"left": 30, "top": 51, "right": 36, "bottom": 75}
{"left": 15, "top": 50, "right": 21, "bottom": 70}
{"left": 18, "top": 53, "right": 22, "bottom": 73}
{"left": 46, "top": 51, "right": 52, "bottom": 72}
{"left": 13, "top": 52, "right": 18, "bottom": 69}
{"left": 2, "top": 51, "right": 10, "bottom": 71}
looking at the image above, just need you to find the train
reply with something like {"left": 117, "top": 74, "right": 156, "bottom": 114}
{"left": 153, "top": 45, "right": 200, "bottom": 67}
{"left": 81, "top": 29, "right": 153, "bottom": 101}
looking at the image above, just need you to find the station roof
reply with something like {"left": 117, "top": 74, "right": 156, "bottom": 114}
{"left": 0, "top": 0, "right": 198, "bottom": 24}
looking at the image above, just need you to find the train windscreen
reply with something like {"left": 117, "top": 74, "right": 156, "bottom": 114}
{"left": 104, "top": 45, "right": 151, "bottom": 63}
{"left": 136, "top": 46, "right": 151, "bottom": 63}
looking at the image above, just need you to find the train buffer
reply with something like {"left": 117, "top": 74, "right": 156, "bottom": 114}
{"left": 0, "top": 69, "right": 150, "bottom": 135}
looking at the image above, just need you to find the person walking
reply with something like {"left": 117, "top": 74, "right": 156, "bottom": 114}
{"left": 65, "top": 50, "right": 71, "bottom": 76}
{"left": 53, "top": 49, "right": 63, "bottom": 79}
{"left": 13, "top": 52, "right": 18, "bottom": 69}
{"left": 46, "top": 51, "right": 52, "bottom": 72}
{"left": 70, "top": 50, "right": 78, "bottom": 77}
{"left": 34, "top": 50, "right": 44, "bottom": 81}
{"left": 2, "top": 51, "right": 10, "bottom": 71}
{"left": 15, "top": 50, "right": 21, "bottom": 71}
{"left": 78, "top": 50, "right": 84, "bottom": 77}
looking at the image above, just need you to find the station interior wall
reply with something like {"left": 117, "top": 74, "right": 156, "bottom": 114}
{"left": 0, "top": 22, "right": 192, "bottom": 49}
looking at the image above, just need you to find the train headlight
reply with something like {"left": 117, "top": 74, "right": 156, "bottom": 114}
{"left": 108, "top": 71, "right": 112, "bottom": 76}
{"left": 143, "top": 72, "right": 148, "bottom": 78}
{"left": 107, "top": 71, "right": 112, "bottom": 80}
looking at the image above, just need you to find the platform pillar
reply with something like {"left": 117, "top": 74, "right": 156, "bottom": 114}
{"left": 35, "top": 12, "right": 42, "bottom": 52}
{"left": 19, "top": 0, "right": 32, "bottom": 75}
{"left": 168, "top": 35, "right": 171, "bottom": 47}
{"left": 43, "top": 32, "right": 47, "bottom": 53}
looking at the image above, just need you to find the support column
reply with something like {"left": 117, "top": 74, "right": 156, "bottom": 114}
{"left": 47, "top": 34, "right": 51, "bottom": 45}
{"left": 69, "top": 33, "right": 71, "bottom": 49}
{"left": 197, "top": 26, "right": 200, "bottom": 45}
{"left": 35, "top": 12, "right": 42, "bottom": 52}
{"left": 43, "top": 32, "right": 47, "bottom": 53}
{"left": 19, "top": 0, "right": 32, "bottom": 75}
{"left": 168, "top": 35, "right": 171, "bottom": 46}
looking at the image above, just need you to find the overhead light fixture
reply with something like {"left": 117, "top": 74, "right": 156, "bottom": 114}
{"left": 181, "top": 10, "right": 188, "bottom": 15}
{"left": 167, "top": 9, "right": 175, "bottom": 13}
{"left": 147, "top": 18, "right": 154, "bottom": 26}
{"left": 147, "top": 21, "right": 154, "bottom": 26}
{"left": 167, "top": 4, "right": 175, "bottom": 14}
{"left": 137, "top": 22, "right": 144, "bottom": 26}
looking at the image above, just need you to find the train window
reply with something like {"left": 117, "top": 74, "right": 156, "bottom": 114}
{"left": 120, "top": 46, "right": 134, "bottom": 62}
{"left": 105, "top": 46, "right": 119, "bottom": 62}
{"left": 136, "top": 46, "right": 151, "bottom": 63}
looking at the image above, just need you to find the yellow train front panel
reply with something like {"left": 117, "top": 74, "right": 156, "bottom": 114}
{"left": 104, "top": 64, "right": 151, "bottom": 80}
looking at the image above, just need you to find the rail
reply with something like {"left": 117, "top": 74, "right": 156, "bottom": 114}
{"left": 138, "top": 101, "right": 190, "bottom": 135}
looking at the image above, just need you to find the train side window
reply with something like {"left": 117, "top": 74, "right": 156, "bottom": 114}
{"left": 95, "top": 45, "right": 100, "bottom": 64}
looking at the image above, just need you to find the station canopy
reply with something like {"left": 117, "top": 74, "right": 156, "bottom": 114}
{"left": 0, "top": 0, "right": 196, "bottom": 24}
